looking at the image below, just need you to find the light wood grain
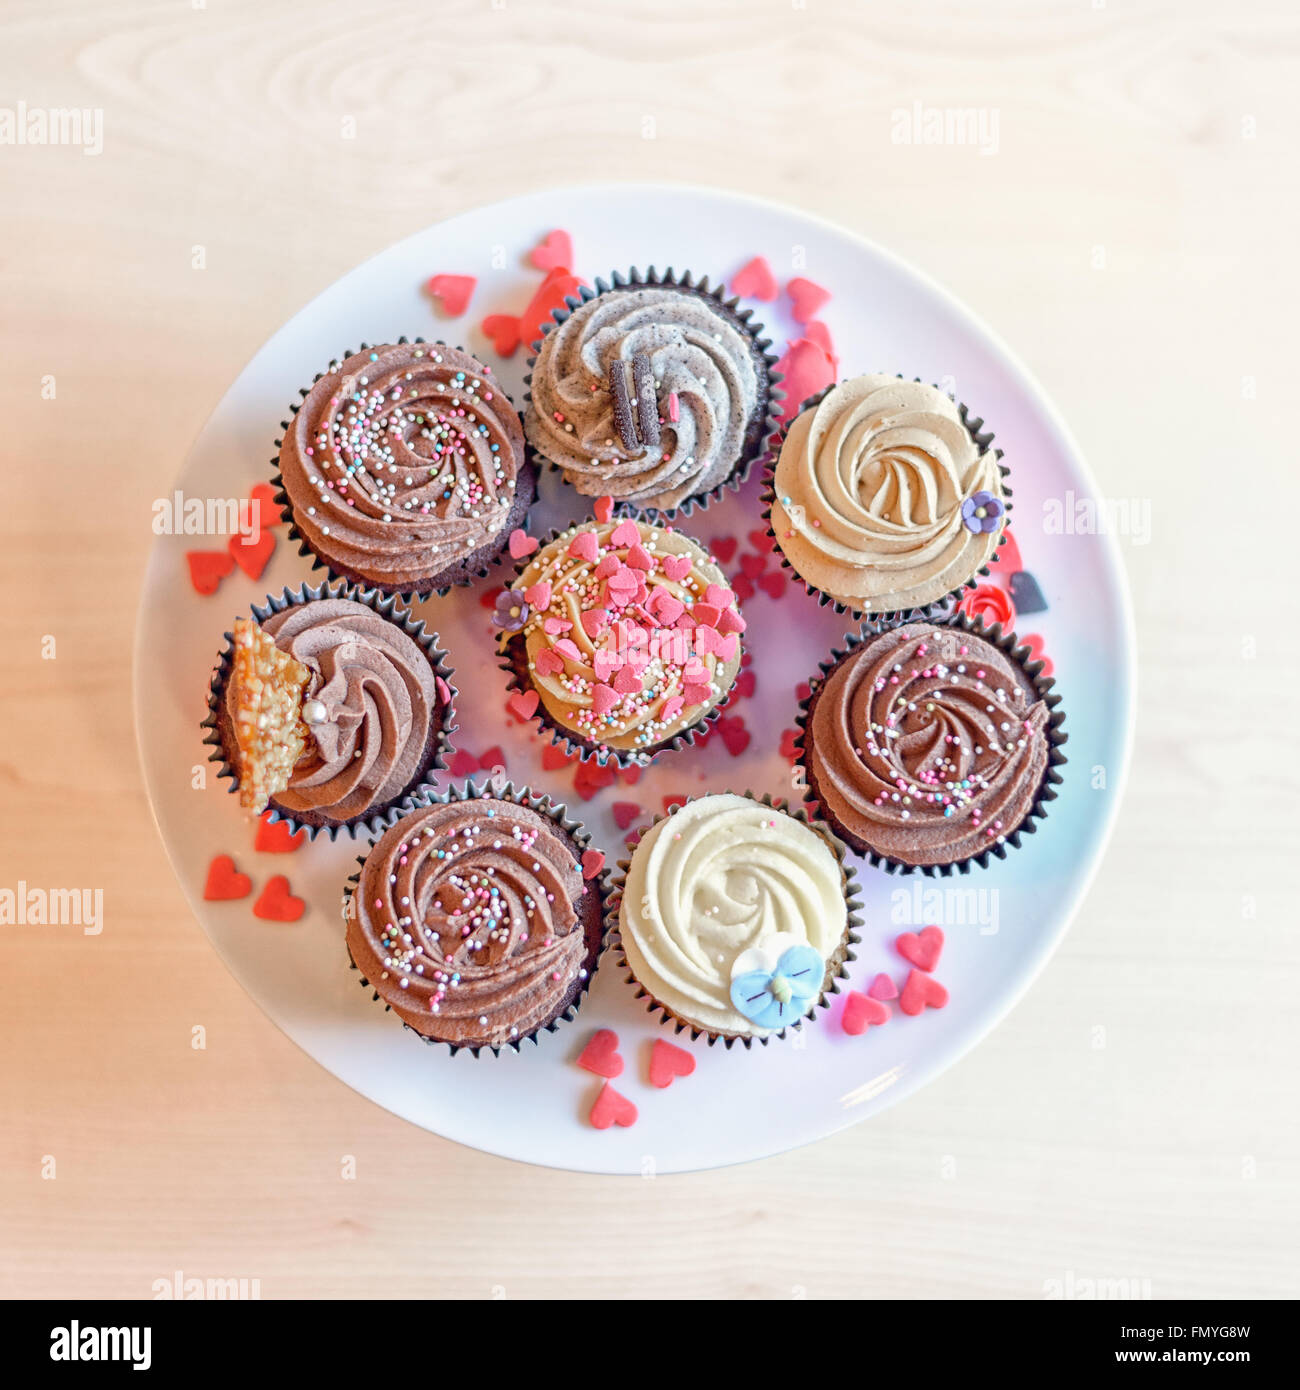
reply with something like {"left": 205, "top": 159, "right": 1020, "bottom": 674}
{"left": 2, "top": 0, "right": 1298, "bottom": 1300}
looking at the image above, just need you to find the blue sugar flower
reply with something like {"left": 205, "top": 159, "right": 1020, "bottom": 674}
{"left": 729, "top": 942, "right": 825, "bottom": 1030}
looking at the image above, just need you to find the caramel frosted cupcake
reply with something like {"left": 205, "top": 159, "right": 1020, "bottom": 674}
{"left": 347, "top": 786, "right": 607, "bottom": 1054}
{"left": 275, "top": 341, "right": 535, "bottom": 597}
{"left": 616, "top": 794, "right": 858, "bottom": 1045}
{"left": 798, "top": 619, "right": 1065, "bottom": 873}
{"left": 766, "top": 375, "right": 1009, "bottom": 615}
{"left": 204, "top": 584, "right": 455, "bottom": 837}
{"left": 524, "top": 269, "right": 779, "bottom": 515}
{"left": 497, "top": 513, "right": 745, "bottom": 766}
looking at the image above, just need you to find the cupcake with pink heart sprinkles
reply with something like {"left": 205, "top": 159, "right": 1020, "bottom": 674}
{"left": 495, "top": 498, "right": 745, "bottom": 766}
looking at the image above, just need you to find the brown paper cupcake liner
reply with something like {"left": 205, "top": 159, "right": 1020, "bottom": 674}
{"left": 793, "top": 611, "right": 1067, "bottom": 877}
{"left": 607, "top": 791, "right": 862, "bottom": 1049}
{"left": 494, "top": 521, "right": 738, "bottom": 771}
{"left": 759, "top": 378, "right": 1012, "bottom": 625}
{"left": 201, "top": 579, "right": 459, "bottom": 842}
{"left": 270, "top": 336, "right": 538, "bottom": 602}
{"left": 344, "top": 778, "right": 611, "bottom": 1057}
{"left": 523, "top": 267, "right": 784, "bottom": 521}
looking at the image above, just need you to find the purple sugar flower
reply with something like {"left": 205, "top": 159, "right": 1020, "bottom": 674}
{"left": 491, "top": 588, "right": 530, "bottom": 632}
{"left": 961, "top": 490, "right": 1005, "bottom": 535}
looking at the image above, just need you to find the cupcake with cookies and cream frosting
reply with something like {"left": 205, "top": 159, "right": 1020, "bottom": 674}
{"left": 616, "top": 793, "right": 858, "bottom": 1044}
{"left": 765, "top": 374, "right": 1009, "bottom": 615}
{"left": 524, "top": 269, "right": 780, "bottom": 515}
{"left": 496, "top": 511, "right": 745, "bottom": 765}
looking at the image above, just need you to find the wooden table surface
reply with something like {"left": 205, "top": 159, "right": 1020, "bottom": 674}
{"left": 3, "top": 0, "right": 1297, "bottom": 1300}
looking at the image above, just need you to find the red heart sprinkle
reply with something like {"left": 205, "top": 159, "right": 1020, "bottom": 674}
{"left": 253, "top": 874, "right": 305, "bottom": 922}
{"left": 773, "top": 337, "right": 836, "bottom": 423}
{"left": 542, "top": 744, "right": 576, "bottom": 771}
{"left": 803, "top": 319, "right": 839, "bottom": 373}
{"left": 248, "top": 481, "right": 286, "bottom": 529}
{"left": 480, "top": 313, "right": 521, "bottom": 357}
{"left": 228, "top": 527, "right": 275, "bottom": 581}
{"left": 576, "top": 1028, "right": 623, "bottom": 1078}
{"left": 529, "top": 228, "right": 574, "bottom": 272}
{"left": 757, "top": 571, "right": 786, "bottom": 600}
{"left": 747, "top": 528, "right": 775, "bottom": 555}
{"left": 648, "top": 1039, "right": 696, "bottom": 1088}
{"left": 739, "top": 553, "right": 766, "bottom": 580}
{"left": 619, "top": 765, "right": 641, "bottom": 785}
{"left": 899, "top": 968, "right": 949, "bottom": 1016}
{"left": 718, "top": 715, "right": 751, "bottom": 758}
{"left": 1019, "top": 633, "right": 1054, "bottom": 677}
{"left": 478, "top": 745, "right": 506, "bottom": 772}
{"left": 589, "top": 1082, "right": 638, "bottom": 1130}
{"left": 581, "top": 849, "right": 606, "bottom": 881}
{"left": 710, "top": 535, "right": 738, "bottom": 565}
{"left": 186, "top": 550, "right": 234, "bottom": 596}
{"left": 778, "top": 728, "right": 800, "bottom": 761}
{"left": 254, "top": 812, "right": 305, "bottom": 853}
{"left": 425, "top": 273, "right": 477, "bottom": 317}
{"left": 507, "top": 689, "right": 539, "bottom": 721}
{"left": 573, "top": 759, "right": 617, "bottom": 801}
{"left": 662, "top": 793, "right": 688, "bottom": 814}
{"left": 480, "top": 585, "right": 505, "bottom": 610}
{"left": 841, "top": 991, "right": 890, "bottom": 1035}
{"left": 896, "top": 925, "right": 945, "bottom": 972}
{"left": 730, "top": 255, "right": 778, "bottom": 301}
{"left": 203, "top": 854, "right": 251, "bottom": 901}
{"left": 732, "top": 574, "right": 755, "bottom": 602}
{"left": 787, "top": 276, "right": 832, "bottom": 324}
{"left": 611, "top": 801, "right": 643, "bottom": 830}
{"left": 867, "top": 972, "right": 899, "bottom": 1001}
{"left": 450, "top": 749, "right": 481, "bottom": 778}
{"left": 985, "top": 525, "right": 1023, "bottom": 579}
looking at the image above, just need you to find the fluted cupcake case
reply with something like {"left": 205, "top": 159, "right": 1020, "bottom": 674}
{"left": 496, "top": 522, "right": 742, "bottom": 771}
{"left": 202, "top": 579, "right": 458, "bottom": 842}
{"left": 794, "top": 612, "right": 1067, "bottom": 877}
{"left": 523, "top": 268, "right": 785, "bottom": 521}
{"left": 759, "top": 379, "right": 1012, "bottom": 625}
{"left": 270, "top": 337, "right": 538, "bottom": 601}
{"left": 344, "top": 779, "right": 611, "bottom": 1058}
{"left": 608, "top": 792, "right": 862, "bottom": 1049}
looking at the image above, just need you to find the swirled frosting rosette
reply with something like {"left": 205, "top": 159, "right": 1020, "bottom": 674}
{"left": 798, "top": 620, "right": 1066, "bottom": 872}
{"left": 616, "top": 794, "right": 857, "bottom": 1043}
{"left": 203, "top": 582, "right": 456, "bottom": 838}
{"left": 766, "top": 375, "right": 1009, "bottom": 614}
{"left": 348, "top": 786, "right": 607, "bottom": 1053}
{"left": 497, "top": 515, "right": 745, "bottom": 765}
{"left": 275, "top": 342, "right": 535, "bottom": 597}
{"left": 524, "top": 270, "right": 779, "bottom": 515}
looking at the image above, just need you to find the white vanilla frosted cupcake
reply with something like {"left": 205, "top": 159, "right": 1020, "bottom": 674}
{"left": 616, "top": 793, "right": 857, "bottom": 1044}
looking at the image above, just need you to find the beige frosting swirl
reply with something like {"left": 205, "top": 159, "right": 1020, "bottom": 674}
{"left": 525, "top": 287, "right": 764, "bottom": 512}
{"left": 243, "top": 597, "right": 439, "bottom": 823}
{"left": 769, "top": 375, "right": 1006, "bottom": 612}
{"left": 619, "top": 795, "right": 847, "bottom": 1038}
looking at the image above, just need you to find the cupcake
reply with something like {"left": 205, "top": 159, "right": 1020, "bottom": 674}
{"left": 275, "top": 341, "right": 535, "bottom": 597}
{"left": 524, "top": 269, "right": 780, "bottom": 515}
{"left": 798, "top": 618, "right": 1066, "bottom": 873}
{"left": 347, "top": 784, "right": 608, "bottom": 1054}
{"left": 497, "top": 513, "right": 745, "bottom": 766}
{"left": 203, "top": 583, "right": 455, "bottom": 838}
{"left": 616, "top": 793, "right": 859, "bottom": 1046}
{"left": 765, "top": 375, "right": 1009, "bottom": 615}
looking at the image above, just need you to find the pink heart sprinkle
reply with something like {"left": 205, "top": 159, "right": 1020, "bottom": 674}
{"left": 704, "top": 585, "right": 734, "bottom": 609}
{"left": 533, "top": 647, "right": 564, "bottom": 677}
{"left": 509, "top": 529, "right": 538, "bottom": 559}
{"left": 609, "top": 519, "right": 641, "bottom": 548}
{"left": 867, "top": 973, "right": 898, "bottom": 1001}
{"left": 567, "top": 530, "right": 599, "bottom": 562}
{"left": 524, "top": 581, "right": 551, "bottom": 608}
{"left": 591, "top": 684, "right": 619, "bottom": 717}
{"left": 661, "top": 555, "right": 692, "bottom": 582}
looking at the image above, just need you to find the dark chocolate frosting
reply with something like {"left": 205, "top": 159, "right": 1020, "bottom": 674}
{"left": 350, "top": 798, "right": 590, "bottom": 1048}
{"left": 807, "top": 622, "right": 1049, "bottom": 866}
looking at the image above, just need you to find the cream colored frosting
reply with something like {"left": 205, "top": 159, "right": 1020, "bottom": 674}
{"left": 619, "top": 794, "right": 847, "bottom": 1037}
{"left": 769, "top": 375, "right": 1005, "bottom": 612}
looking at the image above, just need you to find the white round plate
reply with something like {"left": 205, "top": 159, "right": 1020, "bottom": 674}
{"left": 134, "top": 184, "right": 1134, "bottom": 1174}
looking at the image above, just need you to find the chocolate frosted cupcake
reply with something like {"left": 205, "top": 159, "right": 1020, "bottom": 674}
{"left": 524, "top": 269, "right": 779, "bottom": 515}
{"left": 204, "top": 583, "right": 455, "bottom": 837}
{"left": 497, "top": 513, "right": 745, "bottom": 765}
{"left": 275, "top": 341, "right": 535, "bottom": 597}
{"left": 616, "top": 794, "right": 858, "bottom": 1046}
{"left": 765, "top": 375, "right": 1009, "bottom": 615}
{"left": 347, "top": 785, "right": 607, "bottom": 1054}
{"left": 798, "top": 619, "right": 1065, "bottom": 873}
